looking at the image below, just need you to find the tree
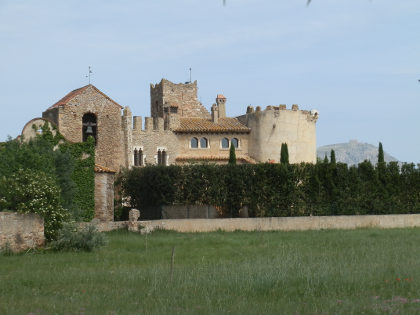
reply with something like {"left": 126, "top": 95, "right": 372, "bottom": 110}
{"left": 323, "top": 154, "right": 328, "bottom": 164}
{"left": 280, "top": 143, "right": 289, "bottom": 164}
{"left": 229, "top": 144, "right": 236, "bottom": 165}
{"left": 378, "top": 142, "right": 385, "bottom": 164}
{"left": 330, "top": 149, "right": 336, "bottom": 165}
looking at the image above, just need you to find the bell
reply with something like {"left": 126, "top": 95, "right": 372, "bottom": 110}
{"left": 86, "top": 126, "right": 93, "bottom": 134}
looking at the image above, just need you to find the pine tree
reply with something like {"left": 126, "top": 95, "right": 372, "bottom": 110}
{"left": 378, "top": 142, "right": 385, "bottom": 164}
{"left": 280, "top": 143, "right": 289, "bottom": 164}
{"left": 330, "top": 149, "right": 336, "bottom": 165}
{"left": 229, "top": 144, "right": 236, "bottom": 165}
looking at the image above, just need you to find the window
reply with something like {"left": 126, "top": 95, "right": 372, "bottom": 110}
{"left": 200, "top": 137, "right": 208, "bottom": 148}
{"left": 231, "top": 138, "right": 239, "bottom": 148}
{"left": 134, "top": 149, "right": 139, "bottom": 166}
{"left": 157, "top": 149, "right": 167, "bottom": 166}
{"left": 133, "top": 148, "right": 144, "bottom": 166}
{"left": 82, "top": 113, "right": 97, "bottom": 143}
{"left": 221, "top": 137, "right": 229, "bottom": 148}
{"left": 190, "top": 137, "right": 198, "bottom": 148}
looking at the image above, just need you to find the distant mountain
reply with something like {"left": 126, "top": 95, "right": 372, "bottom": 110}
{"left": 317, "top": 140, "right": 399, "bottom": 166}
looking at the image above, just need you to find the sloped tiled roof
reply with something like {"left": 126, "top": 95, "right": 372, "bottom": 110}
{"left": 47, "top": 85, "right": 123, "bottom": 110}
{"left": 94, "top": 164, "right": 116, "bottom": 173}
{"left": 217, "top": 94, "right": 226, "bottom": 99}
{"left": 175, "top": 118, "right": 250, "bottom": 133}
{"left": 175, "top": 155, "right": 256, "bottom": 164}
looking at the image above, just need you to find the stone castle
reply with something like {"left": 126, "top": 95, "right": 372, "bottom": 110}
{"left": 21, "top": 78, "right": 318, "bottom": 220}
{"left": 22, "top": 78, "right": 318, "bottom": 172}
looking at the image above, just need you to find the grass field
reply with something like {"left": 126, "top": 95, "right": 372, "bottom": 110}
{"left": 1, "top": 228, "right": 420, "bottom": 314}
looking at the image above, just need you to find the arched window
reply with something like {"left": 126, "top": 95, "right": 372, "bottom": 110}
{"left": 157, "top": 150, "right": 162, "bottom": 165}
{"left": 139, "top": 149, "right": 144, "bottom": 166}
{"left": 162, "top": 151, "right": 167, "bottom": 166}
{"left": 134, "top": 149, "right": 139, "bottom": 166}
{"left": 190, "top": 137, "right": 198, "bottom": 148}
{"left": 82, "top": 113, "right": 97, "bottom": 143}
{"left": 200, "top": 137, "right": 208, "bottom": 148}
{"left": 157, "top": 149, "right": 167, "bottom": 166}
{"left": 231, "top": 138, "right": 239, "bottom": 148}
{"left": 221, "top": 137, "right": 229, "bottom": 148}
{"left": 133, "top": 148, "right": 144, "bottom": 167}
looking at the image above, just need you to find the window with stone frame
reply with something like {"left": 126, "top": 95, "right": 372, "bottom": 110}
{"left": 221, "top": 137, "right": 229, "bottom": 148}
{"left": 231, "top": 138, "right": 239, "bottom": 148}
{"left": 190, "top": 137, "right": 198, "bottom": 148}
{"left": 157, "top": 149, "right": 167, "bottom": 166}
{"left": 200, "top": 137, "right": 208, "bottom": 148}
{"left": 133, "top": 148, "right": 144, "bottom": 166}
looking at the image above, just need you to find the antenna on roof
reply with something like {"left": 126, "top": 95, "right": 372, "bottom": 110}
{"left": 85, "top": 66, "right": 93, "bottom": 84}
{"left": 185, "top": 68, "right": 192, "bottom": 84}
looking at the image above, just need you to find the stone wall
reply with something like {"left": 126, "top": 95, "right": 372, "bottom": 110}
{"left": 91, "top": 214, "right": 420, "bottom": 234}
{"left": 162, "top": 205, "right": 218, "bottom": 219}
{"left": 150, "top": 79, "right": 210, "bottom": 119}
{"left": 175, "top": 133, "right": 251, "bottom": 162}
{"left": 238, "top": 105, "right": 318, "bottom": 164}
{"left": 0, "top": 212, "right": 45, "bottom": 252}
{"left": 94, "top": 171, "right": 115, "bottom": 221}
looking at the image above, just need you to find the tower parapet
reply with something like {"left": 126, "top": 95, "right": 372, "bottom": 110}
{"left": 237, "top": 104, "right": 318, "bottom": 163}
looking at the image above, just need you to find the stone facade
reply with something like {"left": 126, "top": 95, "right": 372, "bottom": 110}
{"left": 94, "top": 165, "right": 115, "bottom": 221}
{"left": 42, "top": 85, "right": 125, "bottom": 171}
{"left": 22, "top": 78, "right": 318, "bottom": 220}
{"left": 0, "top": 212, "right": 45, "bottom": 252}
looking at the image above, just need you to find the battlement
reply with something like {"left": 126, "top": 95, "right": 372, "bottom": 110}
{"left": 244, "top": 104, "right": 318, "bottom": 122}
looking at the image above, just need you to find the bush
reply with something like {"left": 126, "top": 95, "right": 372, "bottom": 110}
{"left": 50, "top": 222, "right": 107, "bottom": 252}
{"left": 0, "top": 169, "right": 69, "bottom": 241}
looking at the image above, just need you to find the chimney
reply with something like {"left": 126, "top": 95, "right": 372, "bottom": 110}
{"left": 211, "top": 104, "right": 219, "bottom": 124}
{"left": 216, "top": 94, "right": 226, "bottom": 118}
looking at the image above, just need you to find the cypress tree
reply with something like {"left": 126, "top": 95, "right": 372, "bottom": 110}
{"left": 323, "top": 154, "right": 328, "bottom": 164}
{"left": 229, "top": 144, "right": 236, "bottom": 165}
{"left": 280, "top": 143, "right": 289, "bottom": 164}
{"left": 330, "top": 149, "right": 336, "bottom": 165}
{"left": 378, "top": 142, "right": 385, "bottom": 164}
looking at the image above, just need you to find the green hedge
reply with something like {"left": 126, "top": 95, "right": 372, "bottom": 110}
{"left": 119, "top": 161, "right": 420, "bottom": 218}
{"left": 0, "top": 122, "right": 95, "bottom": 222}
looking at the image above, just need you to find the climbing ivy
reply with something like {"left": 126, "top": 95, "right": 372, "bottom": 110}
{"left": 0, "top": 121, "right": 95, "bottom": 222}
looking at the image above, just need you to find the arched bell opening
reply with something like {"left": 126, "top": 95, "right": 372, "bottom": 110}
{"left": 82, "top": 113, "right": 97, "bottom": 144}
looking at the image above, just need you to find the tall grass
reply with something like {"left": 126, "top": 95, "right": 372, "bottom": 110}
{"left": 1, "top": 229, "right": 420, "bottom": 314}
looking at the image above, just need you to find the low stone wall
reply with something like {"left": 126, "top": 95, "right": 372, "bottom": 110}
{"left": 162, "top": 205, "right": 218, "bottom": 219}
{"left": 0, "top": 212, "right": 45, "bottom": 252}
{"left": 94, "top": 213, "right": 420, "bottom": 234}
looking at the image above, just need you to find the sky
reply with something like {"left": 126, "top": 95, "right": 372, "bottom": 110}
{"left": 0, "top": 0, "right": 419, "bottom": 162}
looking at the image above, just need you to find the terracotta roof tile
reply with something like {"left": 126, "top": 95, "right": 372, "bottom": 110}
{"left": 48, "top": 84, "right": 123, "bottom": 110}
{"left": 175, "top": 118, "right": 250, "bottom": 133}
{"left": 176, "top": 155, "right": 256, "bottom": 164}
{"left": 94, "top": 164, "right": 116, "bottom": 173}
{"left": 217, "top": 94, "right": 226, "bottom": 99}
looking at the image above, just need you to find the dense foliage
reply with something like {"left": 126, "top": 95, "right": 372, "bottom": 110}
{"left": 50, "top": 222, "right": 107, "bottom": 252}
{"left": 0, "top": 169, "right": 69, "bottom": 240}
{"left": 0, "top": 122, "right": 95, "bottom": 230}
{"left": 119, "top": 161, "right": 420, "bottom": 218}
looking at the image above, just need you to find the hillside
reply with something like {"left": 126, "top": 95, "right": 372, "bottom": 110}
{"left": 317, "top": 140, "right": 398, "bottom": 165}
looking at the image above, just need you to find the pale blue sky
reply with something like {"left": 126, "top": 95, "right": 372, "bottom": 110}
{"left": 1, "top": 0, "right": 419, "bottom": 162}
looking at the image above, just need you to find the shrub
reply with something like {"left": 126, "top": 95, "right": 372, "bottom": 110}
{"left": 50, "top": 222, "right": 107, "bottom": 252}
{"left": 0, "top": 168, "right": 69, "bottom": 241}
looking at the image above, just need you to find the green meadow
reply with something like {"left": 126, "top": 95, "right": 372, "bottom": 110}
{"left": 1, "top": 228, "right": 420, "bottom": 314}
